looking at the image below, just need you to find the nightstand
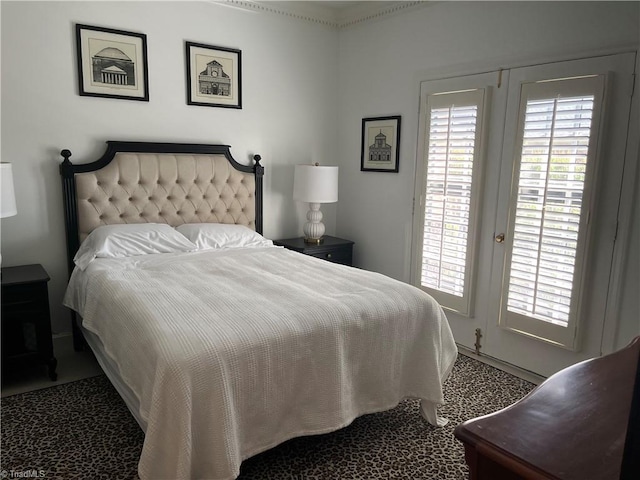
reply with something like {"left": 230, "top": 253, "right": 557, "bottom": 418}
{"left": 1, "top": 264, "right": 57, "bottom": 381}
{"left": 274, "top": 236, "right": 354, "bottom": 266}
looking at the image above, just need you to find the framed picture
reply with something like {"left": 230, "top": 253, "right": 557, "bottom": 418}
{"left": 75, "top": 24, "right": 149, "bottom": 101}
{"left": 361, "top": 115, "right": 401, "bottom": 172}
{"left": 186, "top": 41, "right": 242, "bottom": 109}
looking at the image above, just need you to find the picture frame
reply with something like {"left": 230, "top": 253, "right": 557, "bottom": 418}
{"left": 361, "top": 115, "right": 401, "bottom": 172}
{"left": 75, "top": 24, "right": 149, "bottom": 102}
{"left": 186, "top": 41, "right": 242, "bottom": 109}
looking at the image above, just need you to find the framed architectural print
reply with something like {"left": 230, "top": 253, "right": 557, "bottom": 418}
{"left": 75, "top": 24, "right": 149, "bottom": 101}
{"left": 361, "top": 115, "right": 401, "bottom": 172}
{"left": 186, "top": 41, "right": 242, "bottom": 109}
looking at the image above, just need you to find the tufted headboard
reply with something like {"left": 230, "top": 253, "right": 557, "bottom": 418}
{"left": 59, "top": 141, "right": 263, "bottom": 275}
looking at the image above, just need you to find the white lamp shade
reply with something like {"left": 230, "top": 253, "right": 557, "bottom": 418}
{"left": 293, "top": 164, "right": 339, "bottom": 203}
{"left": 1, "top": 163, "right": 17, "bottom": 218}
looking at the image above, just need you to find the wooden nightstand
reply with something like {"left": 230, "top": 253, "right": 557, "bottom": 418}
{"left": 1, "top": 264, "right": 57, "bottom": 381}
{"left": 274, "top": 236, "right": 354, "bottom": 266}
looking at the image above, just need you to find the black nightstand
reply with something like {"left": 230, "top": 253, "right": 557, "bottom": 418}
{"left": 274, "top": 236, "right": 354, "bottom": 266}
{"left": 1, "top": 264, "right": 57, "bottom": 381}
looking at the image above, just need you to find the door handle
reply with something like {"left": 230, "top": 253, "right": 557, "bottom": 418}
{"left": 495, "top": 233, "right": 505, "bottom": 243}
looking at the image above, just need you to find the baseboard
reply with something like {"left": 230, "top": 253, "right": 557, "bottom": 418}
{"left": 458, "top": 345, "right": 545, "bottom": 385}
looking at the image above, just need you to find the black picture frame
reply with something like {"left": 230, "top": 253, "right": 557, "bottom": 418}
{"left": 75, "top": 24, "right": 149, "bottom": 102}
{"left": 186, "top": 41, "right": 242, "bottom": 109}
{"left": 361, "top": 115, "right": 401, "bottom": 172}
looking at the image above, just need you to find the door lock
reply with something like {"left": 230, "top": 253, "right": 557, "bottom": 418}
{"left": 495, "top": 233, "right": 505, "bottom": 243}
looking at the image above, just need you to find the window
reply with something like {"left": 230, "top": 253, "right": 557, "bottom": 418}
{"left": 416, "top": 89, "right": 487, "bottom": 315}
{"left": 499, "top": 75, "right": 605, "bottom": 347}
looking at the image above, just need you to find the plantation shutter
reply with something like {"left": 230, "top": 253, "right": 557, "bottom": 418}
{"left": 500, "top": 75, "right": 605, "bottom": 347}
{"left": 418, "top": 89, "right": 486, "bottom": 315}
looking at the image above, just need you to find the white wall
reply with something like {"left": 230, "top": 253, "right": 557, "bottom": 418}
{"left": 0, "top": 1, "right": 338, "bottom": 333}
{"left": 2, "top": 1, "right": 638, "bottom": 348}
{"left": 335, "top": 1, "right": 640, "bottom": 348}
{"left": 616, "top": 154, "right": 640, "bottom": 348}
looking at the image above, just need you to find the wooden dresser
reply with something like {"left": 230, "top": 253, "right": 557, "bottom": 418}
{"left": 454, "top": 337, "right": 640, "bottom": 480}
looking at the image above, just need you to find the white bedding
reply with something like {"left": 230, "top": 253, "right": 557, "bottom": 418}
{"left": 64, "top": 246, "right": 457, "bottom": 480}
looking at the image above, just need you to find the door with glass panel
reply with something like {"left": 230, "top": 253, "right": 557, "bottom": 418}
{"left": 414, "top": 70, "right": 510, "bottom": 352}
{"left": 414, "top": 53, "right": 636, "bottom": 376}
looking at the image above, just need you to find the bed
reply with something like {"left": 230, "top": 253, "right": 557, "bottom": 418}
{"left": 59, "top": 141, "right": 458, "bottom": 480}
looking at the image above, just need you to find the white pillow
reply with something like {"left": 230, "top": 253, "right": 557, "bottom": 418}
{"left": 74, "top": 223, "right": 197, "bottom": 270}
{"left": 176, "top": 223, "right": 273, "bottom": 250}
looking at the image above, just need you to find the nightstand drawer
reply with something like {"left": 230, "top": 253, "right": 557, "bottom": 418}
{"left": 2, "top": 283, "right": 47, "bottom": 310}
{"left": 307, "top": 246, "right": 352, "bottom": 265}
{"left": 274, "top": 236, "right": 354, "bottom": 267}
{"left": 1, "top": 300, "right": 46, "bottom": 317}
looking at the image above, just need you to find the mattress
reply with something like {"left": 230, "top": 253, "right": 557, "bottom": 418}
{"left": 64, "top": 246, "right": 457, "bottom": 480}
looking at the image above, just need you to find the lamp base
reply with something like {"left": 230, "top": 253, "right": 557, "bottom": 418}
{"left": 302, "top": 203, "right": 326, "bottom": 246}
{"left": 304, "top": 237, "right": 324, "bottom": 245}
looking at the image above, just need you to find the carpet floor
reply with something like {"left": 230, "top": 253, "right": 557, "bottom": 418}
{"left": 1, "top": 354, "right": 535, "bottom": 479}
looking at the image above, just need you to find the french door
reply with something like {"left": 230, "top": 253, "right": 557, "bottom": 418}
{"left": 413, "top": 52, "right": 636, "bottom": 377}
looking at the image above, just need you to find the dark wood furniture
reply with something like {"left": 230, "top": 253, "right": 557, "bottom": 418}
{"left": 274, "top": 236, "right": 354, "bottom": 266}
{"left": 1, "top": 264, "right": 57, "bottom": 381}
{"left": 454, "top": 337, "right": 640, "bottom": 480}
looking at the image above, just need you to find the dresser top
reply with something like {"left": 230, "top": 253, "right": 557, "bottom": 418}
{"left": 455, "top": 336, "right": 640, "bottom": 480}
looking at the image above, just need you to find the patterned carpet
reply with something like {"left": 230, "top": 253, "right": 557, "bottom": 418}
{"left": 1, "top": 354, "right": 535, "bottom": 479}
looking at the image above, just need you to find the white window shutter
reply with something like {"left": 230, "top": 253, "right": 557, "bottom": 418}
{"left": 418, "top": 89, "right": 487, "bottom": 315}
{"left": 500, "top": 75, "right": 606, "bottom": 348}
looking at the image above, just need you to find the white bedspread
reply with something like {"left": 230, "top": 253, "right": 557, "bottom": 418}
{"left": 64, "top": 247, "right": 457, "bottom": 480}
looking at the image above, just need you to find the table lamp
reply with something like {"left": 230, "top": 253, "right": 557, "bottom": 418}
{"left": 293, "top": 163, "right": 338, "bottom": 244}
